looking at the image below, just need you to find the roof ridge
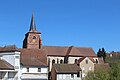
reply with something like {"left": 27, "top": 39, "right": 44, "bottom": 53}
{"left": 43, "top": 45, "right": 72, "bottom": 47}
{"left": 75, "top": 46, "right": 93, "bottom": 49}
{"left": 4, "top": 45, "right": 17, "bottom": 49}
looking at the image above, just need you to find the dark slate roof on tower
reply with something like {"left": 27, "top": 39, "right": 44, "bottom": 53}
{"left": 29, "top": 14, "right": 36, "bottom": 32}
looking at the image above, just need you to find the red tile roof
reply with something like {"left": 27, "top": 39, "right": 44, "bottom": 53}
{"left": 88, "top": 57, "right": 96, "bottom": 63}
{"left": 0, "top": 45, "right": 19, "bottom": 52}
{"left": 43, "top": 46, "right": 96, "bottom": 57}
{"left": 19, "top": 48, "right": 47, "bottom": 67}
{"left": 43, "top": 46, "right": 68, "bottom": 56}
{"left": 0, "top": 45, "right": 96, "bottom": 67}
{"left": 69, "top": 47, "right": 96, "bottom": 56}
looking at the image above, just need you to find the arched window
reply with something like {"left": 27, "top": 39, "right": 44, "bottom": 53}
{"left": 60, "top": 59, "right": 63, "bottom": 64}
{"left": 75, "top": 59, "right": 78, "bottom": 63}
{"left": 96, "top": 59, "right": 98, "bottom": 63}
{"left": 27, "top": 68, "right": 29, "bottom": 72}
{"left": 52, "top": 59, "right": 55, "bottom": 65}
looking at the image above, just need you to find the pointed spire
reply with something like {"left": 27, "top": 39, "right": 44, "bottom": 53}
{"left": 29, "top": 14, "right": 36, "bottom": 32}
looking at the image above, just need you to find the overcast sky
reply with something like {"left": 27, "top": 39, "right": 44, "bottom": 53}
{"left": 0, "top": 0, "right": 120, "bottom": 52}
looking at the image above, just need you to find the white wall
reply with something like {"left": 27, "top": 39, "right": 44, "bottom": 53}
{"left": 68, "top": 57, "right": 82, "bottom": 64}
{"left": 21, "top": 67, "right": 48, "bottom": 80}
{"left": 21, "top": 67, "right": 48, "bottom": 73}
{"left": 2, "top": 54, "right": 15, "bottom": 66}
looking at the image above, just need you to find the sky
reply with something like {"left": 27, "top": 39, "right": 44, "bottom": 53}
{"left": 0, "top": 0, "right": 120, "bottom": 53}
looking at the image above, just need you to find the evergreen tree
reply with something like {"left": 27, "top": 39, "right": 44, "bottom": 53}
{"left": 97, "top": 48, "right": 102, "bottom": 57}
{"left": 97, "top": 48, "right": 106, "bottom": 61}
{"left": 101, "top": 48, "right": 106, "bottom": 61}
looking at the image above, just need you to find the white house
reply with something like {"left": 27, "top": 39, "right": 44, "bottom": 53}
{"left": 19, "top": 48, "right": 48, "bottom": 80}
{"left": 0, "top": 45, "right": 48, "bottom": 80}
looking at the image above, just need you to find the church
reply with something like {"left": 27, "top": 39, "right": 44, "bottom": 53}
{"left": 0, "top": 14, "right": 103, "bottom": 80}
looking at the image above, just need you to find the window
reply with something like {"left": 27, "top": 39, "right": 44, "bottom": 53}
{"left": 15, "top": 56, "right": 19, "bottom": 59}
{"left": 77, "top": 64, "right": 80, "bottom": 66}
{"left": 82, "top": 67, "right": 85, "bottom": 70}
{"left": 38, "top": 68, "right": 41, "bottom": 72}
{"left": 60, "top": 59, "right": 63, "bottom": 64}
{"left": 33, "top": 36, "right": 36, "bottom": 39}
{"left": 27, "top": 68, "right": 29, "bottom": 72}
{"left": 71, "top": 74, "right": 74, "bottom": 78}
{"left": 77, "top": 72, "right": 80, "bottom": 77}
{"left": 96, "top": 59, "right": 98, "bottom": 63}
{"left": 89, "top": 67, "right": 92, "bottom": 70}
{"left": 52, "top": 59, "right": 55, "bottom": 65}
{"left": 86, "top": 60, "right": 88, "bottom": 64}
{"left": 8, "top": 72, "right": 15, "bottom": 78}
{"left": 15, "top": 66, "right": 19, "bottom": 69}
{"left": 75, "top": 59, "right": 77, "bottom": 63}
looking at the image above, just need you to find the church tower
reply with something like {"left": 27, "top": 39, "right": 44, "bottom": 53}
{"left": 23, "top": 14, "right": 42, "bottom": 49}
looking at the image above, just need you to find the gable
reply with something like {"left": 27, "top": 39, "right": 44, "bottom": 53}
{"left": 78, "top": 57, "right": 95, "bottom": 65}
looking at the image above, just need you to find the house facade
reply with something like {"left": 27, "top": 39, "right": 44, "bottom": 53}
{"left": 77, "top": 57, "right": 96, "bottom": 78}
{"left": 51, "top": 64, "right": 82, "bottom": 80}
{"left": 0, "top": 46, "right": 21, "bottom": 80}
